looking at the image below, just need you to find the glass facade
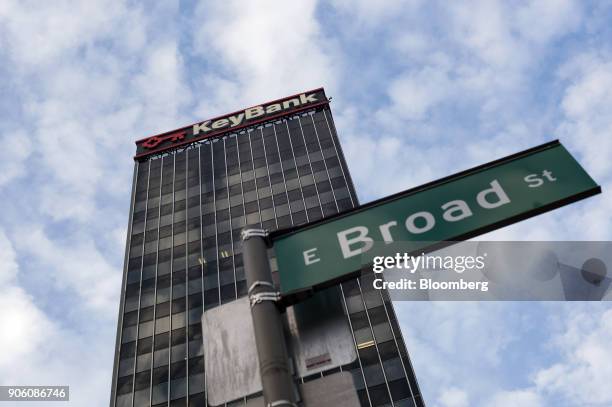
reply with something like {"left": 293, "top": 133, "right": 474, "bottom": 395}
{"left": 111, "top": 105, "right": 424, "bottom": 406}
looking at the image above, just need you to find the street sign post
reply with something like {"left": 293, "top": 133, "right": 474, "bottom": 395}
{"left": 241, "top": 228, "right": 298, "bottom": 407}
{"left": 271, "top": 140, "right": 601, "bottom": 296}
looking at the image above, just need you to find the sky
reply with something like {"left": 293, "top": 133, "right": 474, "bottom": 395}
{"left": 0, "top": 1, "right": 611, "bottom": 406}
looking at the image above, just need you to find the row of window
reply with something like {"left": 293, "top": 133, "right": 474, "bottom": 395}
{"left": 132, "top": 188, "right": 348, "bottom": 237}
{"left": 122, "top": 294, "right": 203, "bottom": 328}
{"left": 136, "top": 157, "right": 340, "bottom": 206}
{"left": 131, "top": 200, "right": 351, "bottom": 243}
{"left": 128, "top": 204, "right": 351, "bottom": 272}
{"left": 118, "top": 315, "right": 411, "bottom": 405}
{"left": 116, "top": 356, "right": 204, "bottom": 394}
{"left": 132, "top": 174, "right": 346, "bottom": 226}
{"left": 121, "top": 327, "right": 200, "bottom": 356}
{"left": 134, "top": 152, "right": 344, "bottom": 211}
{"left": 122, "top": 277, "right": 247, "bottom": 312}
{"left": 118, "top": 284, "right": 421, "bottom": 406}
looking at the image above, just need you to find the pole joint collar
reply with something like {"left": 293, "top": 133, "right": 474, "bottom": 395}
{"left": 241, "top": 228, "right": 268, "bottom": 241}
{"left": 267, "top": 401, "right": 298, "bottom": 407}
{"left": 248, "top": 281, "right": 276, "bottom": 295}
{"left": 249, "top": 292, "right": 282, "bottom": 308}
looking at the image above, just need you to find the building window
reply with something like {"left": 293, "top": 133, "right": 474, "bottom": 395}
{"left": 116, "top": 375, "right": 133, "bottom": 395}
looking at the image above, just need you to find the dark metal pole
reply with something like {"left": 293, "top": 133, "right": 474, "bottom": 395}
{"left": 241, "top": 227, "right": 298, "bottom": 407}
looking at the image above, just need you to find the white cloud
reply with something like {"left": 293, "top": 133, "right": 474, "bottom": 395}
{"left": 402, "top": 302, "right": 612, "bottom": 407}
{"left": 0, "top": 130, "right": 31, "bottom": 188}
{"left": 484, "top": 389, "right": 543, "bottom": 407}
{"left": 191, "top": 0, "right": 337, "bottom": 114}
{"left": 446, "top": 1, "right": 527, "bottom": 68}
{"left": 397, "top": 302, "right": 520, "bottom": 403}
{"left": 383, "top": 65, "right": 452, "bottom": 121}
{"left": 108, "top": 225, "right": 128, "bottom": 255}
{"left": 331, "top": 0, "right": 423, "bottom": 26}
{"left": 437, "top": 387, "right": 470, "bottom": 407}
{"left": 0, "top": 230, "right": 115, "bottom": 407}
{"left": 0, "top": 228, "right": 54, "bottom": 373}
{"left": 0, "top": 0, "right": 190, "bottom": 223}
{"left": 13, "top": 227, "right": 121, "bottom": 312}
{"left": 32, "top": 117, "right": 101, "bottom": 221}
{"left": 514, "top": 0, "right": 583, "bottom": 44}
{"left": 131, "top": 41, "right": 192, "bottom": 135}
{"left": 344, "top": 1, "right": 582, "bottom": 131}
{"left": 342, "top": 132, "right": 443, "bottom": 199}
{"left": 0, "top": 286, "right": 57, "bottom": 376}
{"left": 392, "top": 31, "right": 432, "bottom": 56}
{"left": 558, "top": 53, "right": 612, "bottom": 180}
{"left": 535, "top": 308, "right": 612, "bottom": 405}
{"left": 0, "top": 1, "right": 148, "bottom": 70}
{"left": 0, "top": 230, "right": 18, "bottom": 286}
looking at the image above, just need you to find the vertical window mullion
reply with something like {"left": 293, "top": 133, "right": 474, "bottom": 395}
{"left": 184, "top": 152, "right": 190, "bottom": 400}
{"left": 211, "top": 143, "right": 221, "bottom": 306}
{"left": 198, "top": 145, "right": 208, "bottom": 407}
{"left": 113, "top": 161, "right": 139, "bottom": 407}
{"left": 269, "top": 124, "right": 294, "bottom": 225}
{"left": 322, "top": 109, "right": 356, "bottom": 206}
{"left": 233, "top": 134, "right": 248, "bottom": 227}
{"left": 339, "top": 283, "right": 373, "bottom": 407}
{"left": 232, "top": 134, "right": 250, "bottom": 303}
{"left": 378, "top": 291, "right": 421, "bottom": 403}
{"left": 296, "top": 115, "right": 324, "bottom": 211}
{"left": 307, "top": 112, "right": 340, "bottom": 212}
{"left": 222, "top": 137, "right": 238, "bottom": 300}
{"left": 283, "top": 120, "right": 310, "bottom": 223}
{"left": 246, "top": 131, "right": 263, "bottom": 226}
{"left": 129, "top": 159, "right": 151, "bottom": 407}
{"left": 167, "top": 154, "right": 176, "bottom": 405}
{"left": 148, "top": 160, "right": 163, "bottom": 406}
{"left": 355, "top": 279, "right": 394, "bottom": 406}
{"left": 258, "top": 128, "right": 279, "bottom": 229}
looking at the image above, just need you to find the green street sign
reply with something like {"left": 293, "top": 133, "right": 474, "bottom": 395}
{"left": 271, "top": 140, "right": 601, "bottom": 296}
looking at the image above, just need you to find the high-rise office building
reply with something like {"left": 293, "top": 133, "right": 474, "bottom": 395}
{"left": 111, "top": 89, "right": 424, "bottom": 407}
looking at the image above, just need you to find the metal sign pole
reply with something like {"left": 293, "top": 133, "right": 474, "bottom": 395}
{"left": 241, "top": 227, "right": 298, "bottom": 407}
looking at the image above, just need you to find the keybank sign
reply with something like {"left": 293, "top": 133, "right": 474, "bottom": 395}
{"left": 272, "top": 141, "right": 601, "bottom": 295}
{"left": 135, "top": 88, "right": 327, "bottom": 158}
{"left": 191, "top": 93, "right": 319, "bottom": 136}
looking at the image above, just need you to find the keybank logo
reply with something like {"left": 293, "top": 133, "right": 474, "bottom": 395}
{"left": 137, "top": 91, "right": 323, "bottom": 155}
{"left": 192, "top": 93, "right": 318, "bottom": 136}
